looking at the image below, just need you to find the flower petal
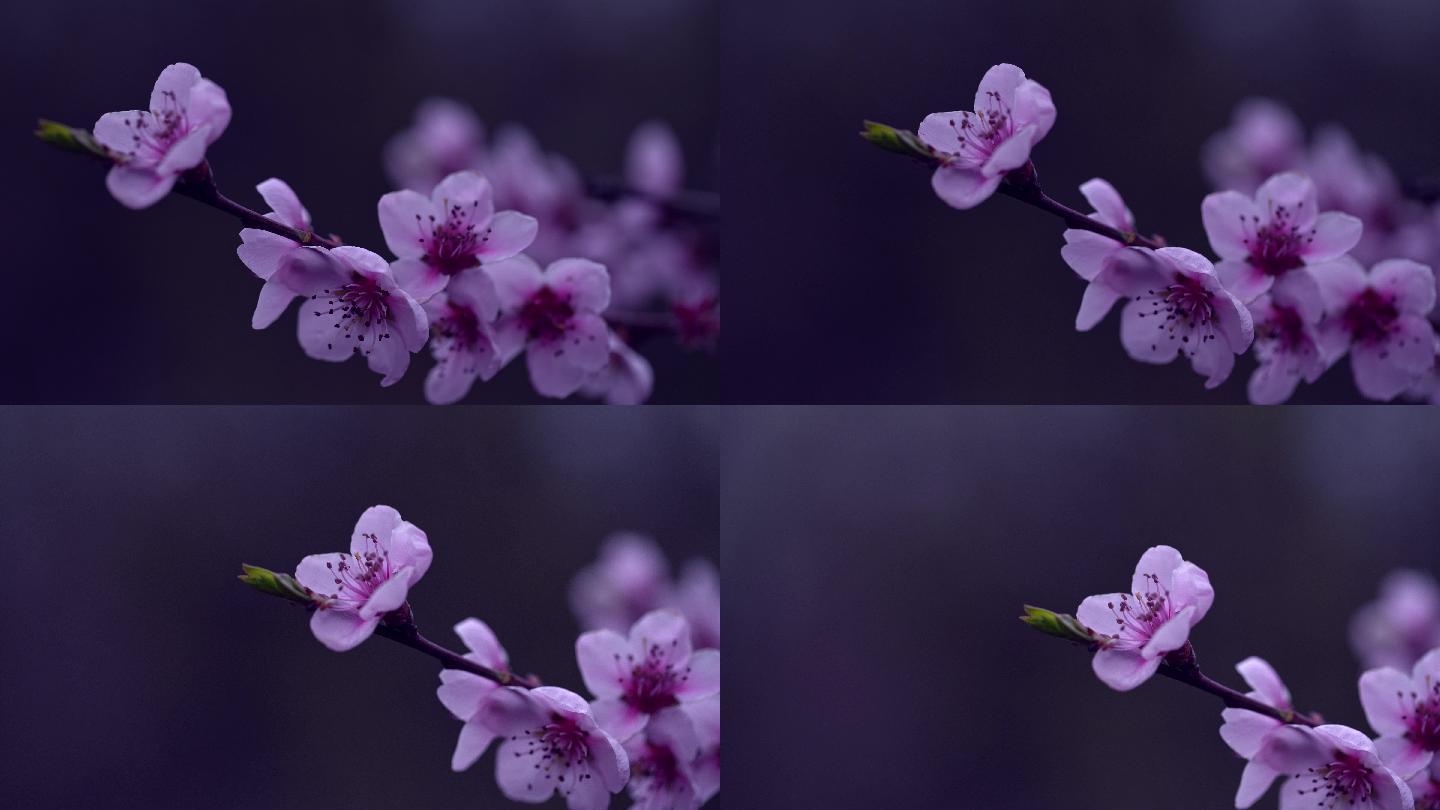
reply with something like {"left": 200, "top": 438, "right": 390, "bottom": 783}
{"left": 1141, "top": 605, "right": 1195, "bottom": 658}
{"left": 309, "top": 609, "right": 378, "bottom": 652}
{"left": 1202, "top": 190, "right": 1262, "bottom": 261}
{"left": 1091, "top": 647, "right": 1162, "bottom": 692}
{"left": 476, "top": 210, "right": 539, "bottom": 262}
{"left": 1359, "top": 666, "right": 1415, "bottom": 737}
{"left": 576, "top": 628, "right": 631, "bottom": 699}
{"left": 1372, "top": 259, "right": 1436, "bottom": 316}
{"left": 1078, "top": 178, "right": 1133, "bottom": 231}
{"left": 487, "top": 255, "right": 546, "bottom": 310}
{"left": 1235, "top": 657, "right": 1290, "bottom": 709}
{"left": 252, "top": 278, "right": 296, "bottom": 330}
{"left": 1305, "top": 211, "right": 1363, "bottom": 262}
{"left": 931, "top": 166, "right": 1001, "bottom": 210}
{"left": 105, "top": 165, "right": 176, "bottom": 210}
{"left": 255, "top": 178, "right": 309, "bottom": 229}
{"left": 546, "top": 258, "right": 611, "bottom": 313}
{"left": 377, "top": 189, "right": 434, "bottom": 259}
{"left": 450, "top": 720, "right": 497, "bottom": 772}
{"left": 455, "top": 617, "right": 509, "bottom": 670}
{"left": 1256, "top": 171, "right": 1318, "bottom": 230}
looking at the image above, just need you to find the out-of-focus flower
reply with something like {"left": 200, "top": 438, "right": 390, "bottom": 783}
{"left": 437, "top": 618, "right": 512, "bottom": 771}
{"left": 289, "top": 245, "right": 429, "bottom": 387}
{"left": 1312, "top": 257, "right": 1437, "bottom": 401}
{"left": 489, "top": 255, "right": 611, "bottom": 398}
{"left": 1219, "top": 657, "right": 1295, "bottom": 760}
{"left": 1359, "top": 648, "right": 1440, "bottom": 779}
{"left": 1202, "top": 172, "right": 1363, "bottom": 304}
{"left": 675, "top": 560, "right": 720, "bottom": 650}
{"left": 1411, "top": 761, "right": 1440, "bottom": 810}
{"left": 1353, "top": 571, "right": 1440, "bottom": 671}
{"left": 1075, "top": 545, "right": 1214, "bottom": 691}
{"left": 1246, "top": 271, "right": 1327, "bottom": 404}
{"left": 1094, "top": 247, "right": 1254, "bottom": 388}
{"left": 1059, "top": 178, "right": 1139, "bottom": 331}
{"left": 292, "top": 505, "right": 432, "bottom": 652}
{"left": 1235, "top": 724, "right": 1414, "bottom": 809}
{"left": 93, "top": 62, "right": 230, "bottom": 209}
{"left": 378, "top": 170, "right": 537, "bottom": 302}
{"left": 1201, "top": 98, "right": 1306, "bottom": 196}
{"left": 477, "top": 686, "right": 629, "bottom": 810}
{"left": 626, "top": 121, "right": 684, "bottom": 201}
{"left": 422, "top": 267, "right": 503, "bottom": 405}
{"left": 579, "top": 332, "right": 654, "bottom": 405}
{"left": 623, "top": 707, "right": 706, "bottom": 810}
{"left": 576, "top": 610, "right": 720, "bottom": 741}
{"left": 384, "top": 98, "right": 486, "bottom": 194}
{"left": 482, "top": 125, "right": 587, "bottom": 263}
{"left": 917, "top": 63, "right": 1056, "bottom": 210}
{"left": 570, "top": 534, "right": 675, "bottom": 634}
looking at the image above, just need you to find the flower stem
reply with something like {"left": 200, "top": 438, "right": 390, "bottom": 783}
{"left": 1158, "top": 651, "right": 1320, "bottom": 727}
{"left": 238, "top": 564, "right": 540, "bottom": 689}
{"left": 585, "top": 176, "right": 720, "bottom": 221}
{"left": 375, "top": 618, "right": 542, "bottom": 689}
{"left": 859, "top": 119, "right": 1164, "bottom": 250}
{"left": 1020, "top": 605, "right": 1321, "bottom": 728}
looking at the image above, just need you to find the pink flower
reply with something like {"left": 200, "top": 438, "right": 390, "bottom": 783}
{"left": 237, "top": 178, "right": 320, "bottom": 329}
{"left": 576, "top": 609, "right": 720, "bottom": 742}
{"left": 1097, "top": 247, "right": 1254, "bottom": 388}
{"left": 286, "top": 245, "right": 429, "bottom": 386}
{"left": 917, "top": 63, "right": 1056, "bottom": 210}
{"left": 1076, "top": 545, "right": 1215, "bottom": 691}
{"left": 437, "top": 618, "right": 512, "bottom": 771}
{"left": 623, "top": 707, "right": 706, "bottom": 810}
{"left": 1236, "top": 724, "right": 1414, "bottom": 809}
{"left": 1353, "top": 571, "right": 1440, "bottom": 672}
{"left": 92, "top": 63, "right": 231, "bottom": 209}
{"left": 1201, "top": 98, "right": 1305, "bottom": 196}
{"left": 1058, "top": 178, "right": 1139, "bottom": 331}
{"left": 422, "top": 267, "right": 503, "bottom": 405}
{"left": 476, "top": 685, "right": 629, "bottom": 810}
{"left": 1312, "top": 257, "right": 1437, "bottom": 401}
{"left": 1246, "top": 270, "right": 1327, "bottom": 405}
{"left": 1360, "top": 648, "right": 1440, "bottom": 780}
{"left": 1219, "top": 657, "right": 1295, "bottom": 760}
{"left": 384, "top": 98, "right": 485, "bottom": 194}
{"left": 569, "top": 534, "right": 674, "bottom": 634}
{"left": 578, "top": 332, "right": 654, "bottom": 405}
{"left": 1202, "top": 172, "right": 1364, "bottom": 303}
{"left": 378, "top": 170, "right": 538, "bottom": 302}
{"left": 293, "top": 505, "right": 432, "bottom": 652}
{"left": 489, "top": 255, "right": 612, "bottom": 398}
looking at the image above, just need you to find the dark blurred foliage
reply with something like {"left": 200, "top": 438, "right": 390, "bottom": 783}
{"left": 724, "top": 407, "right": 1440, "bottom": 806}
{"left": 723, "top": 0, "right": 1440, "bottom": 402}
{"left": 5, "top": 0, "right": 716, "bottom": 403}
{"left": 0, "top": 407, "right": 719, "bottom": 807}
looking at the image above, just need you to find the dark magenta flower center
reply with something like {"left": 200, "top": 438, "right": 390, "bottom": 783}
{"left": 309, "top": 273, "right": 395, "bottom": 355}
{"left": 1404, "top": 681, "right": 1440, "bottom": 752}
{"left": 119, "top": 90, "right": 189, "bottom": 162}
{"left": 1241, "top": 204, "right": 1314, "bottom": 276}
{"left": 1294, "top": 753, "right": 1376, "bottom": 805}
{"left": 419, "top": 201, "right": 485, "bottom": 276}
{"left": 317, "top": 532, "right": 391, "bottom": 607}
{"left": 1260, "top": 304, "right": 1309, "bottom": 353}
{"left": 533, "top": 714, "right": 592, "bottom": 770}
{"left": 635, "top": 742, "right": 684, "bottom": 791}
{"left": 1342, "top": 289, "right": 1399, "bottom": 345}
{"left": 1097, "top": 572, "right": 1174, "bottom": 650}
{"left": 519, "top": 287, "right": 576, "bottom": 342}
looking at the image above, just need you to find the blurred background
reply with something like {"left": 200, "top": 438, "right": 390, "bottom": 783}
{"left": 0, "top": 407, "right": 719, "bottom": 807}
{"left": 5, "top": 0, "right": 717, "bottom": 403}
{"left": 723, "top": 0, "right": 1440, "bottom": 402}
{"left": 725, "top": 407, "right": 1440, "bottom": 806}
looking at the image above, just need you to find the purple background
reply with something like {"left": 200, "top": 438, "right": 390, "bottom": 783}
{"left": 722, "top": 0, "right": 1440, "bottom": 402}
{"left": 5, "top": 0, "right": 717, "bottom": 403}
{"left": 724, "top": 407, "right": 1440, "bottom": 806}
{"left": 0, "top": 407, "right": 720, "bottom": 807}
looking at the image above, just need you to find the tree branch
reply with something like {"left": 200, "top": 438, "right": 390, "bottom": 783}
{"left": 860, "top": 119, "right": 1164, "bottom": 250}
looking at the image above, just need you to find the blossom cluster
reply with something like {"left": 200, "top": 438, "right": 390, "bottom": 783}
{"left": 913, "top": 64, "right": 1437, "bottom": 403}
{"left": 90, "top": 64, "right": 718, "bottom": 404}
{"left": 1067, "top": 546, "right": 1440, "bottom": 809}
{"left": 286, "top": 505, "right": 721, "bottom": 810}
